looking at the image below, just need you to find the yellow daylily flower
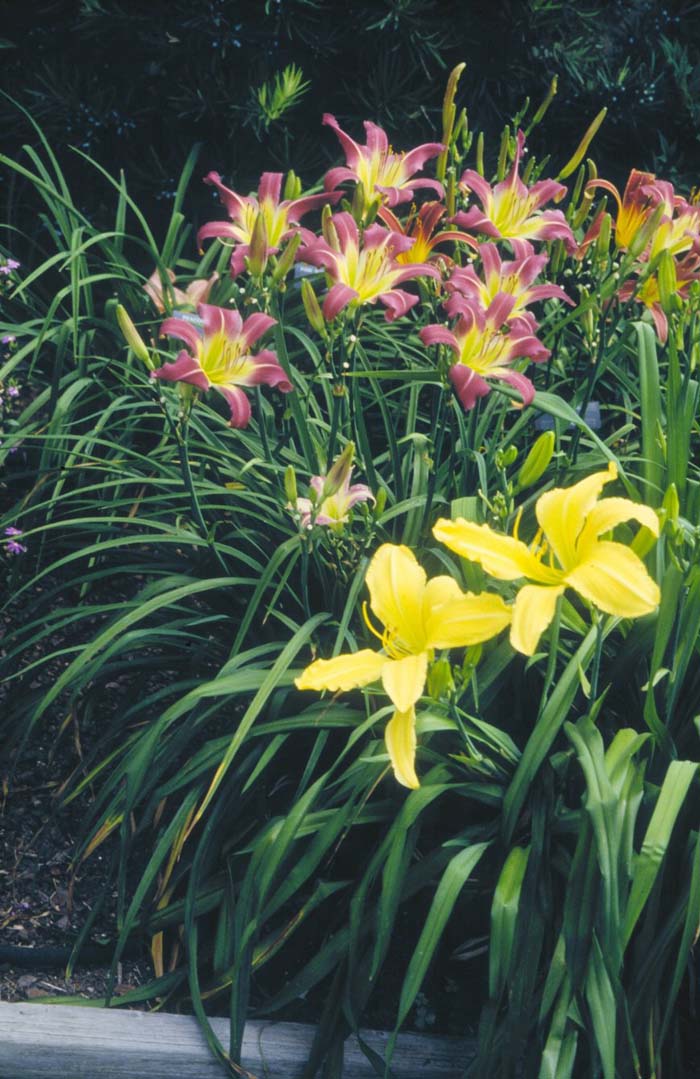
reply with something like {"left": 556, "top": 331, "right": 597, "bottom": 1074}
{"left": 295, "top": 544, "right": 511, "bottom": 789}
{"left": 433, "top": 462, "right": 660, "bottom": 657}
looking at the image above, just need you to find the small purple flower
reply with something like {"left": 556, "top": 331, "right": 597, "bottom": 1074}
{"left": 7, "top": 386, "right": 19, "bottom": 398}
{"left": 0, "top": 259, "right": 19, "bottom": 276}
{"left": 4, "top": 526, "right": 27, "bottom": 555}
{"left": 2, "top": 335, "right": 16, "bottom": 345}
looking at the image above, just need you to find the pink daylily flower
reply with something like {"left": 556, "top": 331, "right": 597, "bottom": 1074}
{"left": 295, "top": 471, "right": 374, "bottom": 530}
{"left": 323, "top": 114, "right": 444, "bottom": 208}
{"left": 444, "top": 241, "right": 573, "bottom": 332}
{"left": 452, "top": 131, "right": 575, "bottom": 252}
{"left": 197, "top": 171, "right": 339, "bottom": 277}
{"left": 144, "top": 268, "right": 220, "bottom": 313}
{"left": 420, "top": 294, "right": 549, "bottom": 410}
{"left": 152, "top": 304, "right": 292, "bottom": 427}
{"left": 377, "top": 201, "right": 477, "bottom": 267}
{"left": 298, "top": 211, "right": 441, "bottom": 322}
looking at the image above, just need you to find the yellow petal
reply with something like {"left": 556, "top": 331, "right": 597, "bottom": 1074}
{"left": 426, "top": 592, "right": 512, "bottom": 649}
{"left": 536, "top": 462, "right": 617, "bottom": 570}
{"left": 510, "top": 584, "right": 565, "bottom": 656}
{"left": 385, "top": 708, "right": 419, "bottom": 789}
{"left": 575, "top": 497, "right": 659, "bottom": 558}
{"left": 381, "top": 651, "right": 429, "bottom": 713}
{"left": 565, "top": 540, "right": 660, "bottom": 617}
{"left": 366, "top": 544, "right": 427, "bottom": 652}
{"left": 422, "top": 574, "right": 464, "bottom": 615}
{"left": 433, "top": 517, "right": 552, "bottom": 582}
{"left": 295, "top": 649, "right": 386, "bottom": 692}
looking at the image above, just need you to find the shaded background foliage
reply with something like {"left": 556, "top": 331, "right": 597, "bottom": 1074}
{"left": 2, "top": 0, "right": 700, "bottom": 237}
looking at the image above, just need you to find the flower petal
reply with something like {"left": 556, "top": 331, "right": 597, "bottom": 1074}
{"left": 576, "top": 497, "right": 659, "bottom": 557}
{"left": 365, "top": 544, "right": 427, "bottom": 652}
{"left": 433, "top": 518, "right": 554, "bottom": 582}
{"left": 381, "top": 651, "right": 429, "bottom": 713}
{"left": 565, "top": 541, "right": 660, "bottom": 617}
{"left": 385, "top": 708, "right": 419, "bottom": 789}
{"left": 426, "top": 592, "right": 512, "bottom": 649}
{"left": 449, "top": 364, "right": 491, "bottom": 411}
{"left": 323, "top": 282, "right": 359, "bottom": 320}
{"left": 152, "top": 350, "right": 209, "bottom": 391}
{"left": 160, "top": 315, "right": 202, "bottom": 354}
{"left": 215, "top": 385, "right": 252, "bottom": 428}
{"left": 510, "top": 584, "right": 565, "bottom": 656}
{"left": 535, "top": 462, "right": 617, "bottom": 571}
{"left": 295, "top": 648, "right": 387, "bottom": 693}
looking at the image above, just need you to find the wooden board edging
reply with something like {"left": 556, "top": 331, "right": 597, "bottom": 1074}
{"left": 0, "top": 1001, "right": 476, "bottom": 1078}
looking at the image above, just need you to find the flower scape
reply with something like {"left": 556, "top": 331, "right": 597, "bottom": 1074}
{"left": 5, "top": 64, "right": 700, "bottom": 1079}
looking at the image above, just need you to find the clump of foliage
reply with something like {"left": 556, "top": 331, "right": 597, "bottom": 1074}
{"left": 2, "top": 61, "right": 700, "bottom": 1079}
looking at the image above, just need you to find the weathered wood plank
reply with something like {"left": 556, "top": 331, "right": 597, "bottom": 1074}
{"left": 0, "top": 1002, "right": 475, "bottom": 1078}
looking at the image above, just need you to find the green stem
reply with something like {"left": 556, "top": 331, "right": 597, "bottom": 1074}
{"left": 420, "top": 388, "right": 448, "bottom": 535}
{"left": 589, "top": 611, "right": 604, "bottom": 701}
{"left": 169, "top": 409, "right": 229, "bottom": 574}
{"left": 541, "top": 595, "right": 563, "bottom": 704}
{"left": 270, "top": 296, "right": 316, "bottom": 471}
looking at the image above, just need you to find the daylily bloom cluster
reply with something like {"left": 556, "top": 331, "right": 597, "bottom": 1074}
{"left": 583, "top": 169, "right": 700, "bottom": 341}
{"left": 152, "top": 304, "right": 291, "bottom": 428}
{"left": 296, "top": 466, "right": 661, "bottom": 789}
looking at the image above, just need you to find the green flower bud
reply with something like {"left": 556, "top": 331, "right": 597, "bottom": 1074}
{"left": 517, "top": 430, "right": 555, "bottom": 490}
{"left": 284, "top": 464, "right": 298, "bottom": 505}
{"left": 272, "top": 232, "right": 302, "bottom": 284}
{"left": 246, "top": 212, "right": 269, "bottom": 276}
{"left": 427, "top": 657, "right": 455, "bottom": 700}
{"left": 283, "top": 170, "right": 302, "bottom": 201}
{"left": 116, "top": 305, "right": 154, "bottom": 369}
{"left": 557, "top": 107, "right": 607, "bottom": 180}
{"left": 322, "top": 441, "right": 355, "bottom": 499}
{"left": 301, "top": 279, "right": 326, "bottom": 335}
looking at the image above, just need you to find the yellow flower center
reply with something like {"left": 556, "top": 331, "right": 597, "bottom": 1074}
{"left": 362, "top": 601, "right": 420, "bottom": 659}
{"left": 239, "top": 201, "right": 289, "bottom": 247}
{"left": 338, "top": 242, "right": 402, "bottom": 302}
{"left": 489, "top": 188, "right": 540, "bottom": 237}
{"left": 199, "top": 331, "right": 254, "bottom": 385}
{"left": 355, "top": 149, "right": 407, "bottom": 200}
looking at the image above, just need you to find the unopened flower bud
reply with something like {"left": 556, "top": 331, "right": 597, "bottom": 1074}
{"left": 517, "top": 430, "right": 555, "bottom": 490}
{"left": 594, "top": 212, "right": 612, "bottom": 259}
{"left": 284, "top": 464, "right": 298, "bottom": 504}
{"left": 283, "top": 170, "right": 302, "bottom": 202}
{"left": 661, "top": 483, "right": 680, "bottom": 536}
{"left": 557, "top": 107, "right": 607, "bottom": 181}
{"left": 627, "top": 203, "right": 665, "bottom": 258}
{"left": 427, "top": 657, "right": 455, "bottom": 700}
{"left": 322, "top": 441, "right": 355, "bottom": 499}
{"left": 301, "top": 279, "right": 325, "bottom": 335}
{"left": 657, "top": 250, "right": 679, "bottom": 313}
{"left": 247, "top": 212, "right": 269, "bottom": 276}
{"left": 272, "top": 232, "right": 302, "bottom": 283}
{"left": 322, "top": 204, "right": 339, "bottom": 249}
{"left": 116, "top": 305, "right": 154, "bottom": 369}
